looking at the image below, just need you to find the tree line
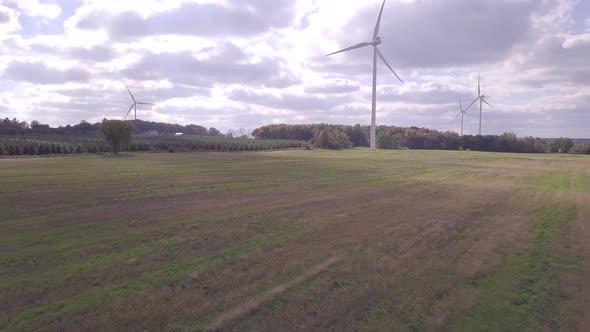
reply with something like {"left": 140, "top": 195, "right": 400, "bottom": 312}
{"left": 253, "top": 124, "right": 589, "bottom": 154}
{"left": 0, "top": 118, "right": 225, "bottom": 136}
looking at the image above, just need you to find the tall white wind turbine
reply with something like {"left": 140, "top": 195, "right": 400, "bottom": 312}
{"left": 124, "top": 83, "right": 153, "bottom": 121}
{"left": 452, "top": 98, "right": 471, "bottom": 136}
{"left": 326, "top": 0, "right": 404, "bottom": 151}
{"left": 465, "top": 74, "right": 494, "bottom": 135}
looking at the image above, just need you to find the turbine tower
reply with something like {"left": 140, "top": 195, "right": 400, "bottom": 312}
{"left": 124, "top": 83, "right": 153, "bottom": 121}
{"left": 452, "top": 98, "right": 471, "bottom": 136}
{"left": 326, "top": 0, "right": 404, "bottom": 151}
{"left": 465, "top": 74, "right": 494, "bottom": 135}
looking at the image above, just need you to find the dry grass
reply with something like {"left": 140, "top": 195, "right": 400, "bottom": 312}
{"left": 1, "top": 149, "right": 589, "bottom": 331}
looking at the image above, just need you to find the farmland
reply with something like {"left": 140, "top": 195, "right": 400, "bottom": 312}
{"left": 1, "top": 149, "right": 589, "bottom": 331}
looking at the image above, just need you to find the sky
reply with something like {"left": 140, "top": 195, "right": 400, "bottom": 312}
{"left": 0, "top": 0, "right": 589, "bottom": 137}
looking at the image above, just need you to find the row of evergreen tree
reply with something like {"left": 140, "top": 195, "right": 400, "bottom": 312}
{"left": 0, "top": 136, "right": 304, "bottom": 156}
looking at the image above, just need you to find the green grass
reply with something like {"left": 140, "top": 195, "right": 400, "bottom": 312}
{"left": 452, "top": 205, "right": 573, "bottom": 332}
{"left": 4, "top": 225, "right": 306, "bottom": 331}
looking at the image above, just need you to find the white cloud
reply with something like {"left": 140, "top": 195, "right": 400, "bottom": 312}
{"left": 0, "top": 4, "right": 20, "bottom": 33}
{"left": 0, "top": 0, "right": 588, "bottom": 137}
{"left": 4, "top": 0, "right": 62, "bottom": 19}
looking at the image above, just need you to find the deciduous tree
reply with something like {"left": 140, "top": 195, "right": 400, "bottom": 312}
{"left": 99, "top": 120, "right": 134, "bottom": 154}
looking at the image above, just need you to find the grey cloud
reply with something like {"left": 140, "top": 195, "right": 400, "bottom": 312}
{"left": 55, "top": 84, "right": 208, "bottom": 101}
{"left": 0, "top": 38, "right": 22, "bottom": 55}
{"left": 123, "top": 43, "right": 299, "bottom": 88}
{"left": 108, "top": 11, "right": 151, "bottom": 39}
{"left": 141, "top": 85, "right": 210, "bottom": 100}
{"left": 304, "top": 79, "right": 361, "bottom": 94}
{"left": 30, "top": 43, "right": 117, "bottom": 63}
{"left": 228, "top": 88, "right": 351, "bottom": 111}
{"left": 378, "top": 84, "right": 474, "bottom": 105}
{"left": 76, "top": 10, "right": 109, "bottom": 30}
{"left": 35, "top": 92, "right": 152, "bottom": 122}
{"left": 474, "top": 107, "right": 590, "bottom": 138}
{"left": 310, "top": 60, "right": 372, "bottom": 78}
{"left": 69, "top": 46, "right": 117, "bottom": 62}
{"left": 530, "top": 35, "right": 590, "bottom": 68}
{"left": 78, "top": 0, "right": 297, "bottom": 40}
{"left": 322, "top": 0, "right": 556, "bottom": 70}
{"left": 3, "top": 61, "right": 91, "bottom": 84}
{"left": 25, "top": 82, "right": 213, "bottom": 124}
{"left": 0, "top": 10, "right": 9, "bottom": 23}
{"left": 517, "top": 34, "right": 590, "bottom": 87}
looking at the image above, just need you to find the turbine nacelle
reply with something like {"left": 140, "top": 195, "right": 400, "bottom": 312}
{"left": 480, "top": 95, "right": 486, "bottom": 99}
{"left": 372, "top": 37, "right": 382, "bottom": 45}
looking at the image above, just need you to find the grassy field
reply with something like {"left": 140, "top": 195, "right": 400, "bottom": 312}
{"left": 1, "top": 149, "right": 589, "bottom": 331}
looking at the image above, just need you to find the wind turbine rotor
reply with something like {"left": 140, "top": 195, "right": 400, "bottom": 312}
{"left": 124, "top": 104, "right": 134, "bottom": 120}
{"left": 451, "top": 111, "right": 462, "bottom": 124}
{"left": 464, "top": 97, "right": 479, "bottom": 112}
{"left": 125, "top": 83, "right": 136, "bottom": 102}
{"left": 326, "top": 42, "right": 372, "bottom": 56}
{"left": 373, "top": 0, "right": 386, "bottom": 40}
{"left": 376, "top": 47, "right": 404, "bottom": 84}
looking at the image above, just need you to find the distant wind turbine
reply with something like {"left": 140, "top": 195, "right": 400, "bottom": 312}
{"left": 465, "top": 74, "right": 494, "bottom": 135}
{"left": 452, "top": 98, "right": 471, "bottom": 136}
{"left": 124, "top": 83, "right": 153, "bottom": 121}
{"left": 326, "top": 0, "right": 404, "bottom": 151}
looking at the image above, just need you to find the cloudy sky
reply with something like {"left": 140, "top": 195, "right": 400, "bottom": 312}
{"left": 0, "top": 0, "right": 589, "bottom": 137}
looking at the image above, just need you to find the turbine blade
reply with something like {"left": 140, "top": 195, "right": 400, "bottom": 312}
{"left": 451, "top": 111, "right": 461, "bottom": 124}
{"left": 124, "top": 104, "right": 134, "bottom": 119}
{"left": 125, "top": 83, "right": 136, "bottom": 102}
{"left": 482, "top": 99, "right": 494, "bottom": 108}
{"left": 136, "top": 102, "right": 154, "bottom": 105}
{"left": 459, "top": 97, "right": 463, "bottom": 111}
{"left": 464, "top": 97, "right": 479, "bottom": 112}
{"left": 376, "top": 47, "right": 404, "bottom": 84}
{"left": 464, "top": 112, "right": 473, "bottom": 116}
{"left": 373, "top": 0, "right": 386, "bottom": 40}
{"left": 326, "top": 42, "right": 371, "bottom": 56}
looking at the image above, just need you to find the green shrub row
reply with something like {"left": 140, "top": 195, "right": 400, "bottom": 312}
{"left": 0, "top": 135, "right": 303, "bottom": 156}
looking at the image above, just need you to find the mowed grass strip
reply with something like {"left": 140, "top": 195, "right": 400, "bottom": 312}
{"left": 538, "top": 172, "right": 590, "bottom": 192}
{"left": 452, "top": 204, "right": 575, "bottom": 332}
{"left": 1, "top": 224, "right": 308, "bottom": 331}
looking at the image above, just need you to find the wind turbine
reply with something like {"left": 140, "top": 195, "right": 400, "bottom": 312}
{"left": 124, "top": 83, "right": 153, "bottom": 121}
{"left": 452, "top": 98, "right": 471, "bottom": 136}
{"left": 465, "top": 74, "right": 494, "bottom": 135}
{"left": 326, "top": 0, "right": 404, "bottom": 151}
